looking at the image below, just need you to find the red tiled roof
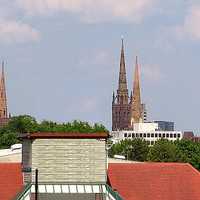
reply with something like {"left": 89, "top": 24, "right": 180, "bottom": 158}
{"left": 108, "top": 163, "right": 200, "bottom": 200}
{"left": 0, "top": 163, "right": 23, "bottom": 200}
{"left": 20, "top": 132, "right": 108, "bottom": 139}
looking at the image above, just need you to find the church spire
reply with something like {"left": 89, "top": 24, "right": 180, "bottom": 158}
{"left": 117, "top": 39, "right": 128, "bottom": 104}
{"left": 112, "top": 91, "right": 115, "bottom": 104}
{"left": 131, "top": 56, "right": 142, "bottom": 124}
{"left": 0, "top": 61, "right": 8, "bottom": 118}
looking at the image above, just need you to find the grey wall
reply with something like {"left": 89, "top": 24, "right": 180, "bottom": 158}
{"left": 31, "top": 138, "right": 107, "bottom": 183}
{"left": 22, "top": 139, "right": 32, "bottom": 184}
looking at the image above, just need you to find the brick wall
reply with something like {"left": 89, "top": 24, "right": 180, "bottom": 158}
{"left": 31, "top": 138, "right": 107, "bottom": 183}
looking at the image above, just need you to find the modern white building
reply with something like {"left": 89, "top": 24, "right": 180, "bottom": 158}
{"left": 111, "top": 122, "right": 183, "bottom": 145}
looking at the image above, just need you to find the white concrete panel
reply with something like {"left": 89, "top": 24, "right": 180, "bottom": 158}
{"left": 77, "top": 185, "right": 84, "bottom": 193}
{"left": 85, "top": 185, "right": 92, "bottom": 193}
{"left": 39, "top": 185, "right": 46, "bottom": 193}
{"left": 46, "top": 185, "right": 54, "bottom": 193}
{"left": 54, "top": 185, "right": 61, "bottom": 193}
{"left": 93, "top": 185, "right": 100, "bottom": 193}
{"left": 69, "top": 185, "right": 77, "bottom": 193}
{"left": 61, "top": 185, "right": 69, "bottom": 193}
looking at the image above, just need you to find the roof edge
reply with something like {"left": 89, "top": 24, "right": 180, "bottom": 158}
{"left": 19, "top": 132, "right": 109, "bottom": 139}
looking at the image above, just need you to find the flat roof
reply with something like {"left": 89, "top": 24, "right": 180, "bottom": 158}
{"left": 20, "top": 132, "right": 109, "bottom": 139}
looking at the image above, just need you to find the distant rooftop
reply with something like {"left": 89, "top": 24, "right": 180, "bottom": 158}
{"left": 0, "top": 144, "right": 21, "bottom": 163}
{"left": 108, "top": 158, "right": 141, "bottom": 164}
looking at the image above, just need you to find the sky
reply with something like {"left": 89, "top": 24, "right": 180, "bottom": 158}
{"left": 0, "top": 0, "right": 200, "bottom": 132}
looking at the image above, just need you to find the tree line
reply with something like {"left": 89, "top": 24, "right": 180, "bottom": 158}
{"left": 0, "top": 115, "right": 108, "bottom": 149}
{"left": 109, "top": 138, "right": 200, "bottom": 170}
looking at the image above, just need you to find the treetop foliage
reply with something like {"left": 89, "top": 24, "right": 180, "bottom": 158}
{"left": 109, "top": 138, "right": 200, "bottom": 171}
{"left": 0, "top": 115, "right": 108, "bottom": 149}
{"left": 7, "top": 115, "right": 108, "bottom": 133}
{"left": 109, "top": 139, "right": 149, "bottom": 161}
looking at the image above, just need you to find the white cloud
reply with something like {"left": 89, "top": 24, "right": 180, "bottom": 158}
{"left": 16, "top": 0, "right": 157, "bottom": 23}
{"left": 0, "top": 19, "right": 40, "bottom": 43}
{"left": 176, "top": 4, "right": 200, "bottom": 40}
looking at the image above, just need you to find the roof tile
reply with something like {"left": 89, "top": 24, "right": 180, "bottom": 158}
{"left": 0, "top": 163, "right": 23, "bottom": 200}
{"left": 108, "top": 163, "right": 200, "bottom": 200}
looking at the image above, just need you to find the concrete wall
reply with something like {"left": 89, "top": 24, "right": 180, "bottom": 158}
{"left": 32, "top": 139, "right": 106, "bottom": 183}
{"left": 133, "top": 122, "right": 158, "bottom": 132}
{"left": 111, "top": 130, "right": 183, "bottom": 145}
{"left": 22, "top": 139, "right": 32, "bottom": 184}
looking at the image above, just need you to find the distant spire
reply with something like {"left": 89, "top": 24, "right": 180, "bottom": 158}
{"left": 136, "top": 55, "right": 138, "bottom": 66}
{"left": 117, "top": 39, "right": 128, "bottom": 104}
{"left": 0, "top": 61, "right": 8, "bottom": 118}
{"left": 2, "top": 61, "right": 4, "bottom": 73}
{"left": 131, "top": 56, "right": 142, "bottom": 123}
{"left": 130, "top": 91, "right": 133, "bottom": 104}
{"left": 112, "top": 91, "right": 115, "bottom": 104}
{"left": 134, "top": 56, "right": 140, "bottom": 92}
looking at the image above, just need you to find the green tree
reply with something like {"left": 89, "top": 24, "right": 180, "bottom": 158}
{"left": 8, "top": 115, "right": 38, "bottom": 133}
{"left": 147, "top": 139, "right": 185, "bottom": 162}
{"left": 0, "top": 115, "right": 109, "bottom": 149}
{"left": 175, "top": 139, "right": 200, "bottom": 170}
{"left": 109, "top": 139, "right": 149, "bottom": 161}
{"left": 37, "top": 120, "right": 59, "bottom": 132}
{"left": 129, "top": 138, "right": 149, "bottom": 161}
{"left": 0, "top": 131, "right": 19, "bottom": 148}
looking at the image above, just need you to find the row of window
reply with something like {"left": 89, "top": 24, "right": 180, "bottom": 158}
{"left": 124, "top": 132, "right": 181, "bottom": 138}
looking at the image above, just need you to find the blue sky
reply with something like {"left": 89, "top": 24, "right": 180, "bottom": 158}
{"left": 1, "top": 0, "right": 200, "bottom": 132}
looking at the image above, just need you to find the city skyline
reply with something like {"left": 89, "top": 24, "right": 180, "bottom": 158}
{"left": 0, "top": 1, "right": 200, "bottom": 132}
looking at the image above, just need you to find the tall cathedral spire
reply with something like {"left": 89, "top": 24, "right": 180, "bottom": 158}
{"left": 117, "top": 39, "right": 128, "bottom": 104}
{"left": 131, "top": 56, "right": 142, "bottom": 124}
{"left": 0, "top": 61, "right": 8, "bottom": 119}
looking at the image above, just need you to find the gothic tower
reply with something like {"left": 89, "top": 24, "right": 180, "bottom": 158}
{"left": 130, "top": 56, "right": 143, "bottom": 124}
{"left": 0, "top": 62, "right": 9, "bottom": 126}
{"left": 112, "top": 40, "right": 130, "bottom": 130}
{"left": 112, "top": 41, "right": 147, "bottom": 130}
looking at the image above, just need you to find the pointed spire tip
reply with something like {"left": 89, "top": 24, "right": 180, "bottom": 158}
{"left": 2, "top": 61, "right": 5, "bottom": 74}
{"left": 136, "top": 56, "right": 138, "bottom": 65}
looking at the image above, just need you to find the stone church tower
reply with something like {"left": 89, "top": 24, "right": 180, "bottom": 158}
{"left": 112, "top": 41, "right": 145, "bottom": 131}
{"left": 130, "top": 56, "right": 143, "bottom": 124}
{"left": 112, "top": 40, "right": 131, "bottom": 131}
{"left": 0, "top": 62, "right": 9, "bottom": 126}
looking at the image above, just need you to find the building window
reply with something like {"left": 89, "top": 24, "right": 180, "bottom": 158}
{"left": 140, "top": 133, "right": 143, "bottom": 137}
{"left": 128, "top": 133, "right": 131, "bottom": 137}
{"left": 144, "top": 133, "right": 146, "bottom": 137}
{"left": 136, "top": 133, "right": 138, "bottom": 137}
{"left": 159, "top": 133, "right": 161, "bottom": 137}
{"left": 132, "top": 133, "right": 135, "bottom": 138}
{"left": 166, "top": 134, "right": 169, "bottom": 138}
{"left": 151, "top": 133, "right": 154, "bottom": 137}
{"left": 163, "top": 134, "right": 165, "bottom": 138}
{"left": 170, "top": 134, "right": 173, "bottom": 138}
{"left": 147, "top": 141, "right": 150, "bottom": 145}
{"left": 155, "top": 133, "right": 158, "bottom": 137}
{"left": 147, "top": 133, "right": 150, "bottom": 138}
{"left": 124, "top": 133, "right": 127, "bottom": 137}
{"left": 178, "top": 134, "right": 180, "bottom": 138}
{"left": 174, "top": 134, "right": 176, "bottom": 138}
